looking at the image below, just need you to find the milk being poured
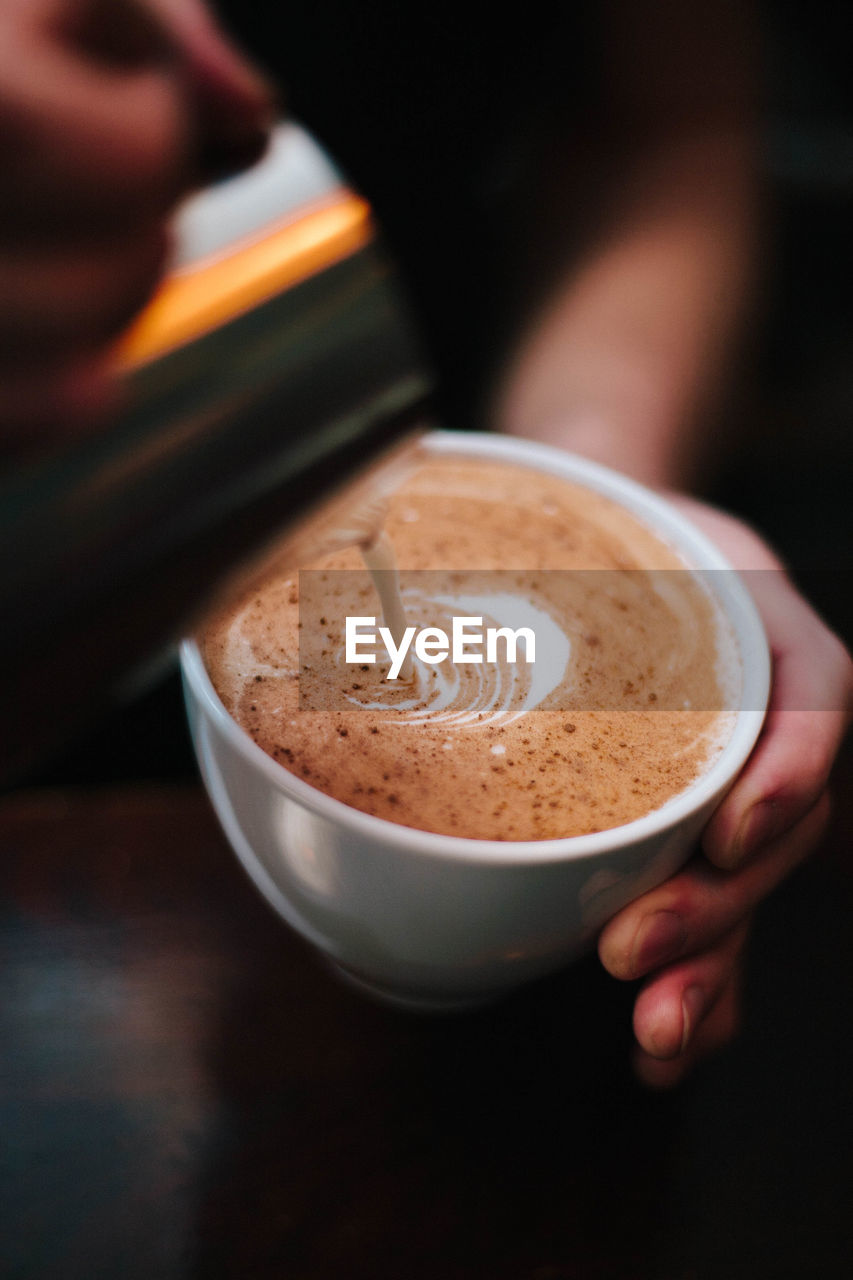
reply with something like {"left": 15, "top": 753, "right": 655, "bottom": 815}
{"left": 359, "top": 531, "right": 572, "bottom": 724}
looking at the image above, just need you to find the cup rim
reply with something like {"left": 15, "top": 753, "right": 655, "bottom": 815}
{"left": 181, "top": 429, "right": 770, "bottom": 867}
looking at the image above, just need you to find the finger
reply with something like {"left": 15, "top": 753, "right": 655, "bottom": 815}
{"left": 0, "top": 223, "right": 169, "bottom": 353}
{"left": 703, "top": 577, "right": 852, "bottom": 870}
{"left": 0, "top": 4, "right": 190, "bottom": 232}
{"left": 631, "top": 920, "right": 748, "bottom": 1060}
{"left": 97, "top": 0, "right": 275, "bottom": 176}
{"left": 145, "top": 0, "right": 275, "bottom": 118}
{"left": 705, "top": 709, "right": 846, "bottom": 869}
{"left": 599, "top": 793, "right": 830, "bottom": 981}
{"left": 633, "top": 960, "right": 742, "bottom": 1089}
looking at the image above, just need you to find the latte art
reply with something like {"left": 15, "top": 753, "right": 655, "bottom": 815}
{"left": 202, "top": 456, "right": 739, "bottom": 840}
{"left": 339, "top": 586, "right": 568, "bottom": 726}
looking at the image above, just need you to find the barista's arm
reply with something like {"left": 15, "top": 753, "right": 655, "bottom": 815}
{"left": 495, "top": 0, "right": 757, "bottom": 489}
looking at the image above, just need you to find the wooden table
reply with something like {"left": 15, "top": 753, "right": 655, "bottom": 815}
{"left": 2, "top": 748, "right": 852, "bottom": 1280}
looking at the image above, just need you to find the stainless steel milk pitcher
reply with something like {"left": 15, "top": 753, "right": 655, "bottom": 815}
{"left": 0, "top": 124, "right": 431, "bottom": 784}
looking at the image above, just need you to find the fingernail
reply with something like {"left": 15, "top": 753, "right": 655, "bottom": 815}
{"left": 681, "top": 985, "right": 706, "bottom": 1053}
{"left": 732, "top": 798, "right": 786, "bottom": 863}
{"left": 631, "top": 910, "right": 687, "bottom": 976}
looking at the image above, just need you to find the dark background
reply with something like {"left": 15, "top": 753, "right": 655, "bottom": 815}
{"left": 5, "top": 5, "right": 852, "bottom": 1278}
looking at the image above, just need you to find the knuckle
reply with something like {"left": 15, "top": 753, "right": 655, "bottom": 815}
{"left": 758, "top": 714, "right": 839, "bottom": 811}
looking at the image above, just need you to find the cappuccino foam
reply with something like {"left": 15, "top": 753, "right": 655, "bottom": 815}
{"left": 201, "top": 455, "right": 737, "bottom": 840}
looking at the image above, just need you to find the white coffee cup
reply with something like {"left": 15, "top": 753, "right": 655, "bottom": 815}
{"left": 181, "top": 430, "right": 770, "bottom": 1009}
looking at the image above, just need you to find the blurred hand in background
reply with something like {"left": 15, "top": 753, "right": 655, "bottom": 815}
{"left": 0, "top": 0, "right": 273, "bottom": 458}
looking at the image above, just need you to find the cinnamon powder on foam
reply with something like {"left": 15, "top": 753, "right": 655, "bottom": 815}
{"left": 201, "top": 458, "right": 736, "bottom": 841}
